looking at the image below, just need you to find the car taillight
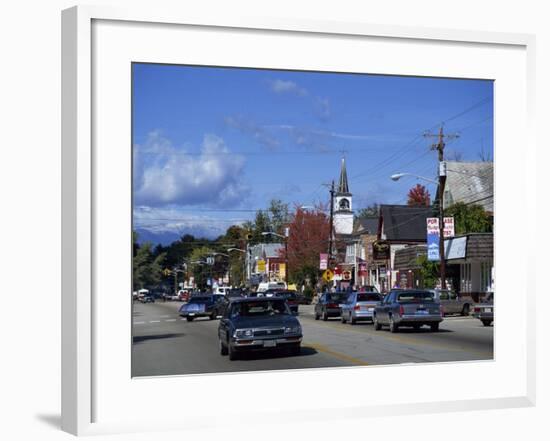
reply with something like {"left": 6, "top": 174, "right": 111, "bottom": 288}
{"left": 474, "top": 307, "right": 481, "bottom": 313}
{"left": 328, "top": 303, "right": 338, "bottom": 308}
{"left": 399, "top": 305, "right": 405, "bottom": 316}
{"left": 354, "top": 305, "right": 361, "bottom": 311}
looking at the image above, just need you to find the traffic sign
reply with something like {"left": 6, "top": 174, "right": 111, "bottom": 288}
{"left": 322, "top": 269, "right": 334, "bottom": 282}
{"left": 343, "top": 270, "right": 352, "bottom": 280}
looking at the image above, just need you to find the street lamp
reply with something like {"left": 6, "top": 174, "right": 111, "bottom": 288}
{"left": 261, "top": 231, "right": 289, "bottom": 285}
{"left": 391, "top": 169, "right": 447, "bottom": 289}
{"left": 390, "top": 173, "right": 437, "bottom": 184}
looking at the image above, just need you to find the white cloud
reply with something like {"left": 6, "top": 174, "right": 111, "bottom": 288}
{"left": 224, "top": 115, "right": 280, "bottom": 150}
{"left": 269, "top": 79, "right": 308, "bottom": 96}
{"left": 314, "top": 97, "right": 331, "bottom": 121}
{"left": 133, "top": 132, "right": 249, "bottom": 207}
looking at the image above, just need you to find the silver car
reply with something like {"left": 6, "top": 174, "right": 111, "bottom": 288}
{"left": 428, "top": 289, "right": 473, "bottom": 316}
{"left": 374, "top": 289, "right": 443, "bottom": 332}
{"left": 340, "top": 292, "right": 383, "bottom": 324}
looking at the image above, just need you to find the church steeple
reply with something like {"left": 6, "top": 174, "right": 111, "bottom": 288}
{"left": 333, "top": 156, "right": 353, "bottom": 234}
{"left": 337, "top": 157, "right": 350, "bottom": 195}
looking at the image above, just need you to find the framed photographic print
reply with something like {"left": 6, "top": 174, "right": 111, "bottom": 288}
{"left": 62, "top": 5, "right": 536, "bottom": 436}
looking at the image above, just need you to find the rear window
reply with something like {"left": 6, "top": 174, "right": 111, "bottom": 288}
{"left": 327, "top": 293, "right": 347, "bottom": 302}
{"left": 189, "top": 296, "right": 212, "bottom": 303}
{"left": 357, "top": 293, "right": 381, "bottom": 302}
{"left": 397, "top": 292, "right": 434, "bottom": 302}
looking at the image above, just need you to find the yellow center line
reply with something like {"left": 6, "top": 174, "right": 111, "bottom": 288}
{"left": 304, "top": 341, "right": 369, "bottom": 366}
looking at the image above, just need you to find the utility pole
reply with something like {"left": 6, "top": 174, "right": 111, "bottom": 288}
{"left": 424, "top": 125, "right": 459, "bottom": 290}
{"left": 328, "top": 180, "right": 335, "bottom": 267}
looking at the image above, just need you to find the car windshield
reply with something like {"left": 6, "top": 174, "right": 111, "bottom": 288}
{"left": 397, "top": 292, "right": 434, "bottom": 302}
{"left": 230, "top": 300, "right": 289, "bottom": 317}
{"left": 188, "top": 296, "right": 212, "bottom": 303}
{"left": 357, "top": 293, "right": 381, "bottom": 302}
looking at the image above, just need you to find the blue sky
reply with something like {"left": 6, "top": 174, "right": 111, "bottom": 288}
{"left": 132, "top": 63, "right": 493, "bottom": 243}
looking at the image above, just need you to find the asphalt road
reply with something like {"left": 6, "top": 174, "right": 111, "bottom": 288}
{"left": 132, "top": 300, "right": 493, "bottom": 377}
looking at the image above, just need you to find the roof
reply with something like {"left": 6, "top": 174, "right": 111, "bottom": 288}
{"left": 443, "top": 161, "right": 493, "bottom": 212}
{"left": 394, "top": 245, "right": 427, "bottom": 270}
{"left": 352, "top": 216, "right": 378, "bottom": 236}
{"left": 379, "top": 204, "right": 433, "bottom": 242}
{"left": 337, "top": 157, "right": 350, "bottom": 195}
{"left": 249, "top": 243, "right": 284, "bottom": 260}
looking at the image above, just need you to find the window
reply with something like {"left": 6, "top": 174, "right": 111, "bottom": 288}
{"left": 339, "top": 198, "right": 350, "bottom": 210}
{"left": 480, "top": 261, "right": 492, "bottom": 292}
{"left": 461, "top": 263, "right": 472, "bottom": 292}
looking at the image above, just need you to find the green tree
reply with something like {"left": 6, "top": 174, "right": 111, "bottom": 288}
{"left": 268, "top": 198, "right": 290, "bottom": 236}
{"left": 189, "top": 246, "right": 213, "bottom": 290}
{"left": 416, "top": 254, "right": 439, "bottom": 289}
{"left": 132, "top": 240, "right": 166, "bottom": 290}
{"left": 444, "top": 202, "right": 493, "bottom": 235}
{"left": 356, "top": 203, "right": 379, "bottom": 219}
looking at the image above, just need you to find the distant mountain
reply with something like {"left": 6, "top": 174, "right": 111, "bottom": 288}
{"left": 134, "top": 225, "right": 224, "bottom": 246}
{"left": 134, "top": 228, "right": 181, "bottom": 246}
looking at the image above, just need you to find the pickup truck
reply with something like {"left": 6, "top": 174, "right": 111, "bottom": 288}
{"left": 428, "top": 289, "right": 473, "bottom": 316}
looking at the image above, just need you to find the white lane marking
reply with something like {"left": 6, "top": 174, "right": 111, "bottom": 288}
{"left": 160, "top": 315, "right": 171, "bottom": 318}
{"left": 149, "top": 320, "right": 161, "bottom": 323}
{"left": 165, "top": 319, "right": 176, "bottom": 322}
{"left": 133, "top": 321, "right": 145, "bottom": 325}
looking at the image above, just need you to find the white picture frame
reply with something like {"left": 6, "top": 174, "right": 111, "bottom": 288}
{"left": 62, "top": 5, "right": 536, "bottom": 436}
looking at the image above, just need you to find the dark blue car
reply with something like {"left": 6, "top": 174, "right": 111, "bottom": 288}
{"left": 218, "top": 297, "right": 302, "bottom": 360}
{"left": 179, "top": 295, "right": 226, "bottom": 322}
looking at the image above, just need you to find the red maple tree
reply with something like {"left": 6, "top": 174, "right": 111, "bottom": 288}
{"left": 407, "top": 184, "right": 431, "bottom": 207}
{"left": 278, "top": 204, "right": 330, "bottom": 282}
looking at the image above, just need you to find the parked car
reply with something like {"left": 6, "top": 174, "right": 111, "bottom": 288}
{"left": 340, "top": 292, "right": 383, "bottom": 324}
{"left": 263, "top": 290, "right": 299, "bottom": 314}
{"left": 373, "top": 289, "right": 443, "bottom": 332}
{"left": 428, "top": 289, "right": 472, "bottom": 316}
{"left": 218, "top": 297, "right": 302, "bottom": 360}
{"left": 257, "top": 281, "right": 286, "bottom": 294}
{"left": 472, "top": 293, "right": 494, "bottom": 326}
{"left": 178, "top": 295, "right": 225, "bottom": 321}
{"left": 314, "top": 292, "right": 350, "bottom": 321}
{"left": 139, "top": 293, "right": 155, "bottom": 303}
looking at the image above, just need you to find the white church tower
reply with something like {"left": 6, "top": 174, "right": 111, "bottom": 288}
{"left": 334, "top": 157, "right": 354, "bottom": 235}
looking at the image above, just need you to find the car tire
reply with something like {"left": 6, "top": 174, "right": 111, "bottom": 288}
{"left": 373, "top": 315, "right": 382, "bottom": 331}
{"left": 323, "top": 312, "right": 328, "bottom": 321}
{"left": 209, "top": 312, "right": 216, "bottom": 320}
{"left": 186, "top": 317, "right": 194, "bottom": 322}
{"left": 349, "top": 313, "right": 356, "bottom": 325}
{"left": 219, "top": 340, "right": 228, "bottom": 356}
{"left": 481, "top": 319, "right": 492, "bottom": 327}
{"left": 290, "top": 345, "right": 301, "bottom": 356}
{"left": 228, "top": 344, "right": 238, "bottom": 361}
{"left": 314, "top": 312, "right": 320, "bottom": 320}
{"left": 461, "top": 304, "right": 470, "bottom": 316}
{"left": 430, "top": 323, "right": 439, "bottom": 332}
{"left": 341, "top": 314, "right": 346, "bottom": 324}
{"left": 389, "top": 316, "right": 398, "bottom": 333}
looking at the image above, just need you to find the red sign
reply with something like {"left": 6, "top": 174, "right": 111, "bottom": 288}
{"left": 334, "top": 266, "right": 342, "bottom": 275}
